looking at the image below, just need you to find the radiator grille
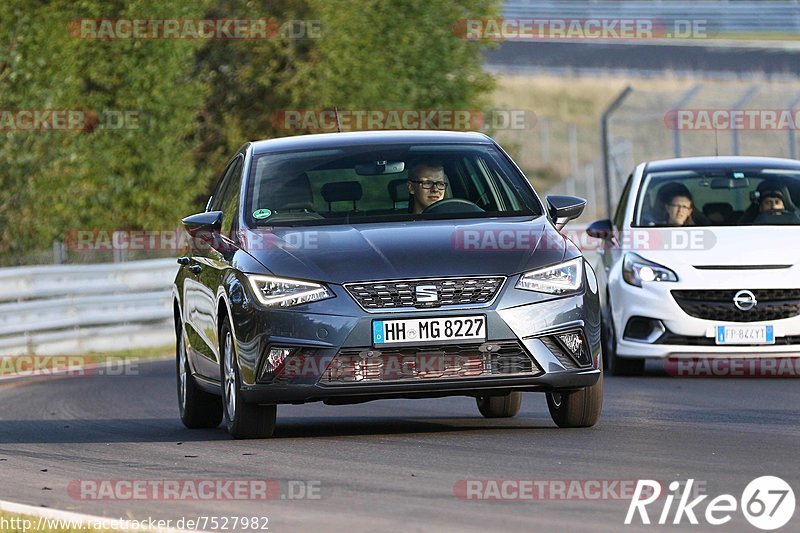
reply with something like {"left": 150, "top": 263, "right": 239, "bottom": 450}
{"left": 344, "top": 276, "right": 504, "bottom": 311}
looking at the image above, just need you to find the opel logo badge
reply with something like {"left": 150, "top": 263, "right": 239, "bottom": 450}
{"left": 733, "top": 290, "right": 757, "bottom": 311}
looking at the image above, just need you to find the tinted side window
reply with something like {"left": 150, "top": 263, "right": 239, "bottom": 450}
{"left": 613, "top": 174, "right": 634, "bottom": 228}
{"left": 209, "top": 158, "right": 240, "bottom": 212}
{"left": 220, "top": 157, "right": 244, "bottom": 234}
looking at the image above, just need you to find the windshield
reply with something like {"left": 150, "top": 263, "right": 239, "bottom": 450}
{"left": 634, "top": 167, "right": 800, "bottom": 227}
{"left": 245, "top": 143, "right": 539, "bottom": 227}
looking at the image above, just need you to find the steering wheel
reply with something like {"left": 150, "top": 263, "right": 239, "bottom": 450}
{"left": 753, "top": 209, "right": 797, "bottom": 225}
{"left": 421, "top": 198, "right": 485, "bottom": 214}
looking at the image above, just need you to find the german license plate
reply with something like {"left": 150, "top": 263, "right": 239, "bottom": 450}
{"left": 372, "top": 316, "right": 486, "bottom": 346}
{"left": 715, "top": 325, "right": 774, "bottom": 345}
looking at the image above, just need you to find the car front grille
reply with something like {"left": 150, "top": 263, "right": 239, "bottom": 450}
{"left": 318, "top": 341, "right": 540, "bottom": 384}
{"left": 671, "top": 289, "right": 800, "bottom": 323}
{"left": 344, "top": 276, "right": 505, "bottom": 311}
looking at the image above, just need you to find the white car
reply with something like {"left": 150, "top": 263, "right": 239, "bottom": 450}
{"left": 588, "top": 156, "right": 800, "bottom": 375}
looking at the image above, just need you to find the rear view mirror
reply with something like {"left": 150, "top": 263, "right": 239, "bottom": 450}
{"left": 355, "top": 161, "right": 405, "bottom": 175}
{"left": 710, "top": 177, "right": 750, "bottom": 189}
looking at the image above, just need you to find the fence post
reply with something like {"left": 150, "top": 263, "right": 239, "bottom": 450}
{"left": 788, "top": 94, "right": 800, "bottom": 159}
{"left": 601, "top": 86, "right": 633, "bottom": 218}
{"left": 731, "top": 85, "right": 759, "bottom": 155}
{"left": 671, "top": 84, "right": 703, "bottom": 157}
{"left": 540, "top": 117, "right": 550, "bottom": 164}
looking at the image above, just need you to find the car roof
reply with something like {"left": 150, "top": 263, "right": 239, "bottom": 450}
{"left": 644, "top": 156, "right": 800, "bottom": 173}
{"left": 250, "top": 130, "right": 494, "bottom": 154}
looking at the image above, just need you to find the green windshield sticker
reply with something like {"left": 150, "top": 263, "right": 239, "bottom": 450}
{"left": 252, "top": 208, "right": 272, "bottom": 219}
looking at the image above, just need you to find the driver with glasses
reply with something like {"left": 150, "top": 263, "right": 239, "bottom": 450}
{"left": 407, "top": 162, "right": 449, "bottom": 213}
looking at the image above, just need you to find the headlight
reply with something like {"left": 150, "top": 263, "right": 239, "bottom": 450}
{"left": 516, "top": 257, "right": 583, "bottom": 295}
{"left": 246, "top": 275, "right": 334, "bottom": 307}
{"left": 622, "top": 253, "right": 678, "bottom": 287}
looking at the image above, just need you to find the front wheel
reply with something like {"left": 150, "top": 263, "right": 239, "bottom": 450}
{"left": 476, "top": 392, "right": 522, "bottom": 418}
{"left": 220, "top": 320, "right": 277, "bottom": 439}
{"left": 177, "top": 331, "right": 222, "bottom": 429}
{"left": 546, "top": 369, "right": 603, "bottom": 428}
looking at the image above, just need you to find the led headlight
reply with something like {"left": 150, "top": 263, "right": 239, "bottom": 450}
{"left": 622, "top": 253, "right": 678, "bottom": 287}
{"left": 246, "top": 275, "right": 333, "bottom": 307}
{"left": 516, "top": 257, "right": 583, "bottom": 295}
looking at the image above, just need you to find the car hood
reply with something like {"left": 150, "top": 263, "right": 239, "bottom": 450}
{"left": 628, "top": 226, "right": 800, "bottom": 269}
{"left": 240, "top": 217, "right": 568, "bottom": 283}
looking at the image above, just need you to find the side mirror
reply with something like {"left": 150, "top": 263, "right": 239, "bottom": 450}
{"left": 182, "top": 211, "right": 223, "bottom": 235}
{"left": 546, "top": 195, "right": 586, "bottom": 230}
{"left": 586, "top": 219, "right": 614, "bottom": 239}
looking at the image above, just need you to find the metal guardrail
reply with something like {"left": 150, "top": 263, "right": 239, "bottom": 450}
{"left": 0, "top": 258, "right": 177, "bottom": 356}
{"left": 503, "top": 1, "right": 800, "bottom": 33}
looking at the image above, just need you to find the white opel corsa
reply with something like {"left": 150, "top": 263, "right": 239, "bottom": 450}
{"left": 588, "top": 156, "right": 800, "bottom": 375}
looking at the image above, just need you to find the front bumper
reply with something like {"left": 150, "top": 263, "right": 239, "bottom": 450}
{"left": 228, "top": 271, "right": 602, "bottom": 405}
{"left": 612, "top": 277, "right": 800, "bottom": 360}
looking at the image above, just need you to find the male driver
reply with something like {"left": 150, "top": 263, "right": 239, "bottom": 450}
{"left": 759, "top": 189, "right": 786, "bottom": 213}
{"left": 407, "top": 162, "right": 448, "bottom": 213}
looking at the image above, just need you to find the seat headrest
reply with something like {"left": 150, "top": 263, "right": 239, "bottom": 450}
{"left": 703, "top": 203, "right": 734, "bottom": 224}
{"left": 387, "top": 178, "right": 409, "bottom": 203}
{"left": 260, "top": 173, "right": 313, "bottom": 211}
{"left": 321, "top": 181, "right": 363, "bottom": 204}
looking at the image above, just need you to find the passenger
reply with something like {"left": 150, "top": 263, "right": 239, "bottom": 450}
{"left": 658, "top": 183, "right": 695, "bottom": 226}
{"left": 407, "top": 162, "right": 449, "bottom": 214}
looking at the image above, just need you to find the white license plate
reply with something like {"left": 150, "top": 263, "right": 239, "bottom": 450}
{"left": 715, "top": 325, "right": 775, "bottom": 345}
{"left": 372, "top": 316, "right": 486, "bottom": 346}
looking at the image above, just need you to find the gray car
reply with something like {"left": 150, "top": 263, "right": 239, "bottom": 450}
{"left": 173, "top": 130, "right": 603, "bottom": 438}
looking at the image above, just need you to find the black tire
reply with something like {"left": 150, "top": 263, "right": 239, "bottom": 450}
{"left": 546, "top": 365, "right": 604, "bottom": 428}
{"left": 177, "top": 329, "right": 223, "bottom": 429}
{"left": 476, "top": 392, "right": 522, "bottom": 418}
{"left": 220, "top": 320, "right": 277, "bottom": 439}
{"left": 603, "top": 303, "right": 645, "bottom": 376}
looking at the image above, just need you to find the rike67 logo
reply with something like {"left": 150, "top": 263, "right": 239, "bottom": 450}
{"left": 626, "top": 477, "right": 795, "bottom": 530}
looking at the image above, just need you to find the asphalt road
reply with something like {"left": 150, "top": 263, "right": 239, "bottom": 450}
{"left": 0, "top": 359, "right": 798, "bottom": 532}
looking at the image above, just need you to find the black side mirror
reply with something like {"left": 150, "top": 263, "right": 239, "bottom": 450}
{"left": 182, "top": 211, "right": 223, "bottom": 235}
{"left": 182, "top": 211, "right": 227, "bottom": 254}
{"left": 586, "top": 219, "right": 614, "bottom": 239}
{"left": 546, "top": 195, "right": 586, "bottom": 230}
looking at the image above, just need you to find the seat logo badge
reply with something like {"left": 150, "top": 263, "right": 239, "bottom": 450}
{"left": 733, "top": 290, "right": 757, "bottom": 311}
{"left": 415, "top": 285, "right": 438, "bottom": 302}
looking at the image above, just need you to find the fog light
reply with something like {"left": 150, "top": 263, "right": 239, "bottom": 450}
{"left": 258, "top": 347, "right": 294, "bottom": 381}
{"left": 554, "top": 331, "right": 592, "bottom": 367}
{"left": 557, "top": 333, "right": 583, "bottom": 354}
